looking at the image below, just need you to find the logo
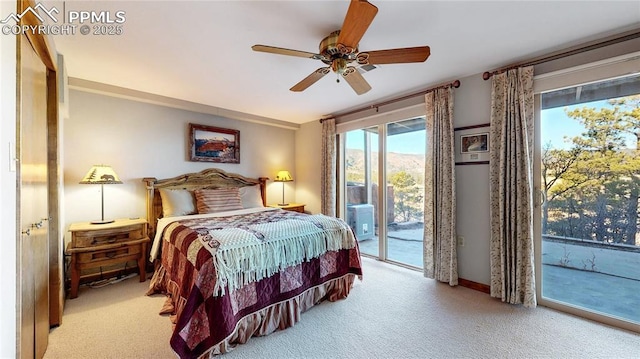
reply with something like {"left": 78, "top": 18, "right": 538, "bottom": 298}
{"left": 1, "top": 2, "right": 126, "bottom": 36}
{"left": 0, "top": 3, "right": 59, "bottom": 24}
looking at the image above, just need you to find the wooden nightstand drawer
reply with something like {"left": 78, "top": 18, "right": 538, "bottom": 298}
{"left": 77, "top": 243, "right": 142, "bottom": 263}
{"left": 72, "top": 224, "right": 145, "bottom": 248}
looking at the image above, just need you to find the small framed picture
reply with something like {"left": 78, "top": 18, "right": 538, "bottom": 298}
{"left": 455, "top": 124, "right": 490, "bottom": 165}
{"left": 189, "top": 123, "right": 240, "bottom": 163}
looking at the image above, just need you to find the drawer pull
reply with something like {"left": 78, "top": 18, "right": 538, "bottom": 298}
{"left": 91, "top": 236, "right": 119, "bottom": 245}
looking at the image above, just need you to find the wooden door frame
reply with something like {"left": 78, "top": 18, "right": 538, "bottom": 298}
{"left": 16, "top": 0, "right": 62, "bottom": 345}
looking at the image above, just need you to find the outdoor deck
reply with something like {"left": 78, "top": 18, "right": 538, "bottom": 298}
{"left": 356, "top": 227, "right": 640, "bottom": 324}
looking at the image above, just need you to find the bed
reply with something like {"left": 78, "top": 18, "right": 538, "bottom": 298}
{"left": 143, "top": 168, "right": 362, "bottom": 358}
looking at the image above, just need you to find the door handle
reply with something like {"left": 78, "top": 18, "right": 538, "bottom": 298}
{"left": 534, "top": 189, "right": 545, "bottom": 208}
{"left": 34, "top": 217, "right": 49, "bottom": 228}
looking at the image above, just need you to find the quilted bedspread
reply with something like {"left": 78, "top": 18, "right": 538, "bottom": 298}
{"left": 149, "top": 209, "right": 362, "bottom": 358}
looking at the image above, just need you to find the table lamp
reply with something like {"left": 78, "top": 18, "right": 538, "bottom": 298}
{"left": 274, "top": 170, "right": 293, "bottom": 206}
{"left": 80, "top": 164, "right": 122, "bottom": 224}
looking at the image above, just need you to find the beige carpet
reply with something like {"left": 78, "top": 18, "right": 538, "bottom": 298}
{"left": 44, "top": 257, "right": 639, "bottom": 359}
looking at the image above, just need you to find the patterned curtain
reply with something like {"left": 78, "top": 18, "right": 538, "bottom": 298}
{"left": 489, "top": 66, "right": 536, "bottom": 308}
{"left": 321, "top": 118, "right": 337, "bottom": 216}
{"left": 423, "top": 88, "right": 458, "bottom": 285}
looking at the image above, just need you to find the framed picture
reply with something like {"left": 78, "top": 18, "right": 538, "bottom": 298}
{"left": 189, "top": 123, "right": 240, "bottom": 163}
{"left": 454, "top": 123, "right": 490, "bottom": 165}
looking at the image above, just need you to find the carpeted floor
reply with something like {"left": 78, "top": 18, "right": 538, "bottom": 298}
{"left": 44, "top": 257, "right": 639, "bottom": 359}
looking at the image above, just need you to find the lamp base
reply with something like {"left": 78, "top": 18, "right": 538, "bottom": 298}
{"left": 278, "top": 203, "right": 289, "bottom": 206}
{"left": 90, "top": 219, "right": 115, "bottom": 225}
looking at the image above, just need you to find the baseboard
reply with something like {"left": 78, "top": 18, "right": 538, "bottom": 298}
{"left": 458, "top": 278, "right": 490, "bottom": 294}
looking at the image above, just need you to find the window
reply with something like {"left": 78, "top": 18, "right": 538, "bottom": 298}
{"left": 343, "top": 117, "right": 425, "bottom": 268}
{"left": 537, "top": 73, "right": 640, "bottom": 326}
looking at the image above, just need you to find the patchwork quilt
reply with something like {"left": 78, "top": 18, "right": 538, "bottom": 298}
{"left": 148, "top": 209, "right": 362, "bottom": 358}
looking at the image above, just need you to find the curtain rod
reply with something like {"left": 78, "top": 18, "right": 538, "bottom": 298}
{"left": 482, "top": 29, "right": 640, "bottom": 80}
{"left": 319, "top": 79, "right": 461, "bottom": 123}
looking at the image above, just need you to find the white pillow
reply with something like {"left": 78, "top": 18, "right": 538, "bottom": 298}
{"left": 159, "top": 188, "right": 196, "bottom": 217}
{"left": 239, "top": 185, "right": 264, "bottom": 208}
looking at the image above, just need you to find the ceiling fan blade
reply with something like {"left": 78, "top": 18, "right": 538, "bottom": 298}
{"left": 358, "top": 46, "right": 431, "bottom": 65}
{"left": 342, "top": 66, "right": 371, "bottom": 95}
{"left": 252, "top": 45, "right": 321, "bottom": 59}
{"left": 290, "top": 67, "right": 331, "bottom": 92}
{"left": 337, "top": 0, "right": 378, "bottom": 49}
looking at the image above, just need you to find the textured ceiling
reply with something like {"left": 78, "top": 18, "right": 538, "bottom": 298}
{"left": 44, "top": 1, "right": 640, "bottom": 124}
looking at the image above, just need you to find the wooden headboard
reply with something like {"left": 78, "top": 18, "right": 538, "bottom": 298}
{"left": 142, "top": 168, "right": 268, "bottom": 238}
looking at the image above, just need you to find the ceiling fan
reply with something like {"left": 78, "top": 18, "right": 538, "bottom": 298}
{"left": 252, "top": 0, "right": 431, "bottom": 95}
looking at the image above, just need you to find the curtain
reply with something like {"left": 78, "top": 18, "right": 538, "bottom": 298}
{"left": 321, "top": 118, "right": 337, "bottom": 216}
{"left": 423, "top": 88, "right": 458, "bottom": 285}
{"left": 489, "top": 66, "right": 536, "bottom": 308}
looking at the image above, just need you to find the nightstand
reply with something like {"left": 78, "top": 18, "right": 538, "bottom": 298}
{"left": 268, "top": 203, "right": 306, "bottom": 213}
{"left": 66, "top": 218, "right": 149, "bottom": 299}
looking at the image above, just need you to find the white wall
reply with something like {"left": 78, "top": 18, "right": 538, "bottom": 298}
{"left": 0, "top": 0, "right": 18, "bottom": 356}
{"left": 63, "top": 90, "right": 297, "bottom": 235}
{"left": 295, "top": 120, "right": 322, "bottom": 214}
{"left": 452, "top": 74, "right": 493, "bottom": 284}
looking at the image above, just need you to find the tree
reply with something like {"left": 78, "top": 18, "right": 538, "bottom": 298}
{"left": 543, "top": 95, "right": 640, "bottom": 246}
{"left": 389, "top": 171, "right": 423, "bottom": 222}
{"left": 541, "top": 142, "right": 585, "bottom": 234}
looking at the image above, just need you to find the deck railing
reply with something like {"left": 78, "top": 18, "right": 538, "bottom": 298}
{"left": 542, "top": 234, "right": 640, "bottom": 253}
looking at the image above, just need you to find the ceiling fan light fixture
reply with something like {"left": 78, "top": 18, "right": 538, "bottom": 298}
{"left": 331, "top": 58, "right": 348, "bottom": 75}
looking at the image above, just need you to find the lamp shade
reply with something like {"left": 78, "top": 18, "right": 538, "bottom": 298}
{"left": 79, "top": 165, "right": 123, "bottom": 184}
{"left": 274, "top": 170, "right": 293, "bottom": 182}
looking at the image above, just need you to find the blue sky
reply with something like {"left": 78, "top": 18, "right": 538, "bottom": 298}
{"left": 541, "top": 104, "right": 591, "bottom": 150}
{"left": 541, "top": 99, "right": 636, "bottom": 150}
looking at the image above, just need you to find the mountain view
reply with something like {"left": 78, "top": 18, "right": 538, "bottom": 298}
{"left": 345, "top": 148, "right": 425, "bottom": 184}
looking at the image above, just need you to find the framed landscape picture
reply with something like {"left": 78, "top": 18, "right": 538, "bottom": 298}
{"left": 461, "top": 133, "right": 489, "bottom": 153}
{"left": 189, "top": 123, "right": 240, "bottom": 163}
{"left": 454, "top": 123, "right": 490, "bottom": 165}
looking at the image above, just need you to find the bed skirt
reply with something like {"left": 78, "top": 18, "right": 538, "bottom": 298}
{"left": 148, "top": 262, "right": 358, "bottom": 357}
{"left": 208, "top": 273, "right": 355, "bottom": 356}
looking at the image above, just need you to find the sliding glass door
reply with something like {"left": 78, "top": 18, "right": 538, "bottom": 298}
{"left": 343, "top": 117, "right": 425, "bottom": 268}
{"left": 385, "top": 118, "right": 425, "bottom": 266}
{"left": 345, "top": 126, "right": 379, "bottom": 258}
{"left": 536, "top": 74, "right": 640, "bottom": 325}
